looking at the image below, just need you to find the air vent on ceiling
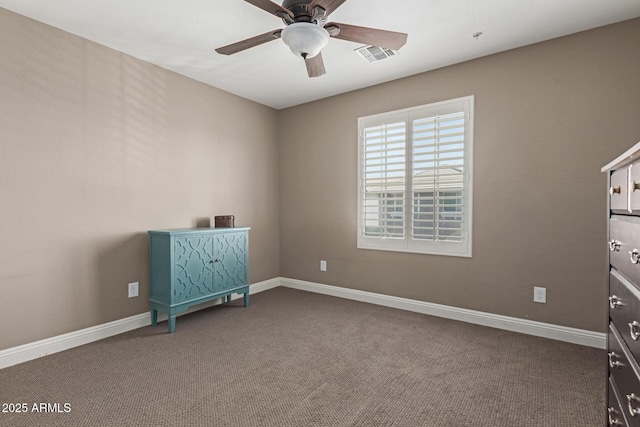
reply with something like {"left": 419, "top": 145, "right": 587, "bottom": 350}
{"left": 355, "top": 45, "right": 397, "bottom": 63}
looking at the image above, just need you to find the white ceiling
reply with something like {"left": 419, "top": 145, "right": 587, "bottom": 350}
{"left": 1, "top": 0, "right": 639, "bottom": 109}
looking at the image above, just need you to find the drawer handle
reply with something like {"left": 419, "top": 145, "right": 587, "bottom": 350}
{"left": 608, "top": 407, "right": 623, "bottom": 425}
{"left": 630, "top": 321, "right": 640, "bottom": 341}
{"left": 630, "top": 249, "right": 640, "bottom": 264}
{"left": 608, "top": 351, "right": 622, "bottom": 368}
{"left": 628, "top": 393, "right": 640, "bottom": 417}
{"left": 633, "top": 181, "right": 640, "bottom": 192}
{"left": 611, "top": 186, "right": 622, "bottom": 195}
{"left": 609, "top": 240, "right": 621, "bottom": 251}
{"left": 609, "top": 295, "right": 623, "bottom": 310}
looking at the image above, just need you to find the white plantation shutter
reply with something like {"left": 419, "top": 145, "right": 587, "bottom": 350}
{"left": 362, "top": 120, "right": 406, "bottom": 240}
{"left": 358, "top": 96, "right": 473, "bottom": 257}
{"left": 412, "top": 111, "right": 465, "bottom": 243}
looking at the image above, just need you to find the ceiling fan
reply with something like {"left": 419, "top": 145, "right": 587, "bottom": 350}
{"left": 215, "top": 0, "right": 408, "bottom": 78}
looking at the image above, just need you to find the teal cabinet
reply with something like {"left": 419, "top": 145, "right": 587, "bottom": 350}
{"left": 148, "top": 227, "right": 250, "bottom": 333}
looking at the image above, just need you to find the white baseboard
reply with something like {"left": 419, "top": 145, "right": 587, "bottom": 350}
{"left": 0, "top": 276, "right": 604, "bottom": 370}
{"left": 0, "top": 278, "right": 280, "bottom": 370}
{"left": 0, "top": 313, "right": 150, "bottom": 371}
{"left": 248, "top": 277, "right": 282, "bottom": 294}
{"left": 280, "top": 278, "right": 606, "bottom": 349}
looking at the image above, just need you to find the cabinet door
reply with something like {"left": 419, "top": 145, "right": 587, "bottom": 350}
{"left": 213, "top": 232, "right": 248, "bottom": 290}
{"left": 174, "top": 235, "right": 215, "bottom": 303}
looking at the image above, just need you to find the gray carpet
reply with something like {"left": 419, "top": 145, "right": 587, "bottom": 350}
{"left": 0, "top": 287, "right": 605, "bottom": 426}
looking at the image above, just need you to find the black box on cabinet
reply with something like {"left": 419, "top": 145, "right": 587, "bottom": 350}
{"left": 215, "top": 215, "right": 235, "bottom": 228}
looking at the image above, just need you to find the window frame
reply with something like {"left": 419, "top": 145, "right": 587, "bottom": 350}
{"left": 357, "top": 96, "right": 474, "bottom": 257}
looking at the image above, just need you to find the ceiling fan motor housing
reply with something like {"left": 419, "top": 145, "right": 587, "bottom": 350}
{"left": 280, "top": 0, "right": 326, "bottom": 25}
{"left": 282, "top": 0, "right": 313, "bottom": 13}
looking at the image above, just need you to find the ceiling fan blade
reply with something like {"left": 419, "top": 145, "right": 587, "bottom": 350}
{"left": 325, "top": 22, "right": 408, "bottom": 50}
{"left": 216, "top": 29, "right": 282, "bottom": 55}
{"left": 244, "top": 0, "right": 293, "bottom": 18}
{"left": 309, "top": 0, "right": 348, "bottom": 16}
{"left": 305, "top": 52, "right": 326, "bottom": 78}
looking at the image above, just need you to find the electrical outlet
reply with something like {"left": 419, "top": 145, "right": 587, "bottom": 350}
{"left": 320, "top": 260, "right": 327, "bottom": 272}
{"left": 128, "top": 282, "right": 139, "bottom": 298}
{"left": 533, "top": 286, "right": 546, "bottom": 304}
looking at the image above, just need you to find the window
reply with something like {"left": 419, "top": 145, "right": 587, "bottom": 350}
{"left": 357, "top": 96, "right": 474, "bottom": 257}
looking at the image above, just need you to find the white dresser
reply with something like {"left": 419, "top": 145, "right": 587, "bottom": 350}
{"left": 603, "top": 141, "right": 640, "bottom": 427}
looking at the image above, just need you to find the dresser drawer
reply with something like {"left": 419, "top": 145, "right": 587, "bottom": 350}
{"left": 612, "top": 168, "right": 629, "bottom": 211}
{"left": 609, "top": 323, "right": 640, "bottom": 427}
{"left": 630, "top": 163, "right": 640, "bottom": 213}
{"left": 610, "top": 376, "right": 630, "bottom": 426}
{"left": 610, "top": 216, "right": 640, "bottom": 286}
{"left": 611, "top": 270, "right": 640, "bottom": 360}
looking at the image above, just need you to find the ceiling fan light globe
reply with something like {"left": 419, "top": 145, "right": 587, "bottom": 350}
{"left": 281, "top": 22, "right": 329, "bottom": 59}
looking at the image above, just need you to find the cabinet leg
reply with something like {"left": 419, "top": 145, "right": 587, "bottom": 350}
{"left": 168, "top": 315, "right": 176, "bottom": 333}
{"left": 244, "top": 292, "right": 249, "bottom": 307}
{"left": 151, "top": 309, "right": 158, "bottom": 326}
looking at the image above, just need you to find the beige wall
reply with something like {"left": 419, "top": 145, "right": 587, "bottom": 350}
{"left": 0, "top": 9, "right": 280, "bottom": 350}
{"left": 279, "top": 18, "right": 640, "bottom": 333}
{"left": 1, "top": 7, "right": 639, "bottom": 352}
